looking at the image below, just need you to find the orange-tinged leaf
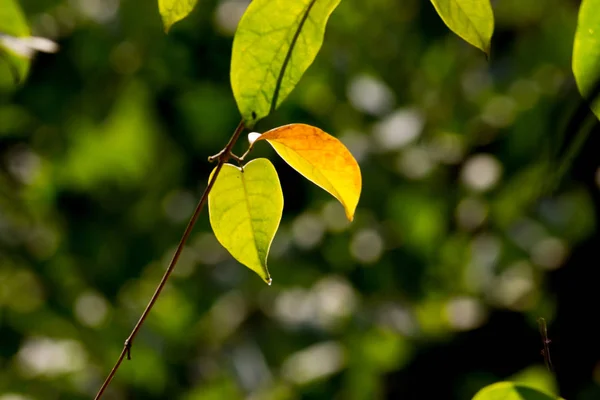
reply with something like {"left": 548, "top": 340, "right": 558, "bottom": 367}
{"left": 255, "top": 124, "right": 361, "bottom": 221}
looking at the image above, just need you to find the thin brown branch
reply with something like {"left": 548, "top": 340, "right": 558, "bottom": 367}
{"left": 93, "top": 120, "right": 246, "bottom": 400}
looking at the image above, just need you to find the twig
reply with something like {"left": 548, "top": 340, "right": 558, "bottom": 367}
{"left": 93, "top": 120, "right": 246, "bottom": 400}
{"left": 537, "top": 317, "right": 554, "bottom": 372}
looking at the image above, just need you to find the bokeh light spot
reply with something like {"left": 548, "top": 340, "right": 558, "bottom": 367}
{"left": 74, "top": 291, "right": 109, "bottom": 328}
{"left": 373, "top": 108, "right": 424, "bottom": 150}
{"left": 481, "top": 96, "right": 517, "bottom": 128}
{"left": 281, "top": 341, "right": 345, "bottom": 385}
{"left": 163, "top": 190, "right": 196, "bottom": 223}
{"left": 350, "top": 229, "right": 384, "bottom": 264}
{"left": 72, "top": 0, "right": 119, "bottom": 23}
{"left": 456, "top": 197, "right": 488, "bottom": 231}
{"left": 17, "top": 338, "right": 87, "bottom": 378}
{"left": 396, "top": 146, "right": 434, "bottom": 179}
{"left": 321, "top": 201, "right": 351, "bottom": 233}
{"left": 461, "top": 154, "right": 502, "bottom": 192}
{"left": 531, "top": 237, "right": 568, "bottom": 270}
{"left": 445, "top": 297, "right": 486, "bottom": 331}
{"left": 490, "top": 261, "right": 535, "bottom": 310}
{"left": 292, "top": 213, "right": 325, "bottom": 250}
{"left": 214, "top": 0, "right": 250, "bottom": 36}
{"left": 347, "top": 74, "right": 394, "bottom": 116}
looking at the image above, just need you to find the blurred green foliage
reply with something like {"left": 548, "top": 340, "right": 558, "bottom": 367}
{"left": 473, "top": 382, "right": 561, "bottom": 400}
{"left": 0, "top": 0, "right": 31, "bottom": 83}
{"left": 0, "top": 0, "right": 598, "bottom": 399}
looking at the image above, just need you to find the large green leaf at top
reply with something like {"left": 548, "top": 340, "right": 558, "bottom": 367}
{"left": 158, "top": 0, "right": 198, "bottom": 32}
{"left": 230, "top": 0, "right": 341, "bottom": 127}
{"left": 430, "top": 0, "right": 494, "bottom": 56}
{"left": 0, "top": 0, "right": 30, "bottom": 84}
{"left": 208, "top": 158, "right": 283, "bottom": 284}
{"left": 472, "top": 382, "right": 563, "bottom": 400}
{"left": 573, "top": 0, "right": 600, "bottom": 119}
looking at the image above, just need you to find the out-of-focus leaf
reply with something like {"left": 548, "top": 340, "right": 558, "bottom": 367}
{"left": 573, "top": 0, "right": 600, "bottom": 118}
{"left": 387, "top": 188, "right": 447, "bottom": 256}
{"left": 59, "top": 81, "right": 159, "bottom": 190}
{"left": 208, "top": 158, "right": 283, "bottom": 284}
{"left": 472, "top": 382, "right": 563, "bottom": 400}
{"left": 253, "top": 124, "right": 361, "bottom": 221}
{"left": 1, "top": 34, "right": 58, "bottom": 85}
{"left": 0, "top": 0, "right": 31, "bottom": 84}
{"left": 509, "top": 366, "right": 559, "bottom": 397}
{"left": 429, "top": 0, "right": 494, "bottom": 56}
{"left": 0, "top": 0, "right": 29, "bottom": 36}
{"left": 182, "top": 377, "right": 242, "bottom": 400}
{"left": 230, "top": 0, "right": 341, "bottom": 126}
{"left": 158, "top": 0, "right": 198, "bottom": 32}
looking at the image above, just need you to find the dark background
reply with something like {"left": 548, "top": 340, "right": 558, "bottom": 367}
{"left": 1, "top": 0, "right": 599, "bottom": 399}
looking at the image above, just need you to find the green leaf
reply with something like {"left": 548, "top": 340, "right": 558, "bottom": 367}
{"left": 0, "top": 0, "right": 31, "bottom": 84}
{"left": 208, "top": 158, "right": 283, "bottom": 284}
{"left": 158, "top": 0, "right": 198, "bottom": 33}
{"left": 429, "top": 0, "right": 494, "bottom": 56}
{"left": 573, "top": 0, "right": 600, "bottom": 119}
{"left": 472, "top": 382, "right": 563, "bottom": 400}
{"left": 230, "top": 0, "right": 341, "bottom": 126}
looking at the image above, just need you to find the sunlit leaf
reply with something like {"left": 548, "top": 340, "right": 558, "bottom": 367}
{"left": 429, "top": 0, "right": 494, "bottom": 56}
{"left": 208, "top": 158, "right": 283, "bottom": 284}
{"left": 158, "top": 0, "right": 198, "bottom": 32}
{"left": 509, "top": 366, "right": 560, "bottom": 398}
{"left": 230, "top": 0, "right": 341, "bottom": 126}
{"left": 472, "top": 382, "right": 563, "bottom": 400}
{"left": 573, "top": 0, "right": 600, "bottom": 119}
{"left": 254, "top": 124, "right": 361, "bottom": 221}
{"left": 0, "top": 0, "right": 31, "bottom": 84}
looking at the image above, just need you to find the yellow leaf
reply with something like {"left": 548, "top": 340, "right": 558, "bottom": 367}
{"left": 255, "top": 124, "right": 361, "bottom": 221}
{"left": 208, "top": 158, "right": 283, "bottom": 284}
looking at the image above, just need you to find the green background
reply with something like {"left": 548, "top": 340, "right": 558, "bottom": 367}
{"left": 1, "top": 0, "right": 599, "bottom": 399}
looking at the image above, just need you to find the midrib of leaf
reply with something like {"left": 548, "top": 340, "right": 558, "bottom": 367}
{"left": 270, "top": 0, "right": 317, "bottom": 113}
{"left": 453, "top": 0, "right": 486, "bottom": 48}
{"left": 240, "top": 170, "right": 261, "bottom": 263}
{"left": 436, "top": 0, "right": 487, "bottom": 50}
{"left": 268, "top": 140, "right": 344, "bottom": 203}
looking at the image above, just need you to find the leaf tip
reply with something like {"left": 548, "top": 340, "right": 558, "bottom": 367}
{"left": 258, "top": 266, "right": 272, "bottom": 285}
{"left": 163, "top": 19, "right": 173, "bottom": 33}
{"left": 345, "top": 208, "right": 355, "bottom": 222}
{"left": 161, "top": 20, "right": 171, "bottom": 33}
{"left": 483, "top": 46, "right": 491, "bottom": 60}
